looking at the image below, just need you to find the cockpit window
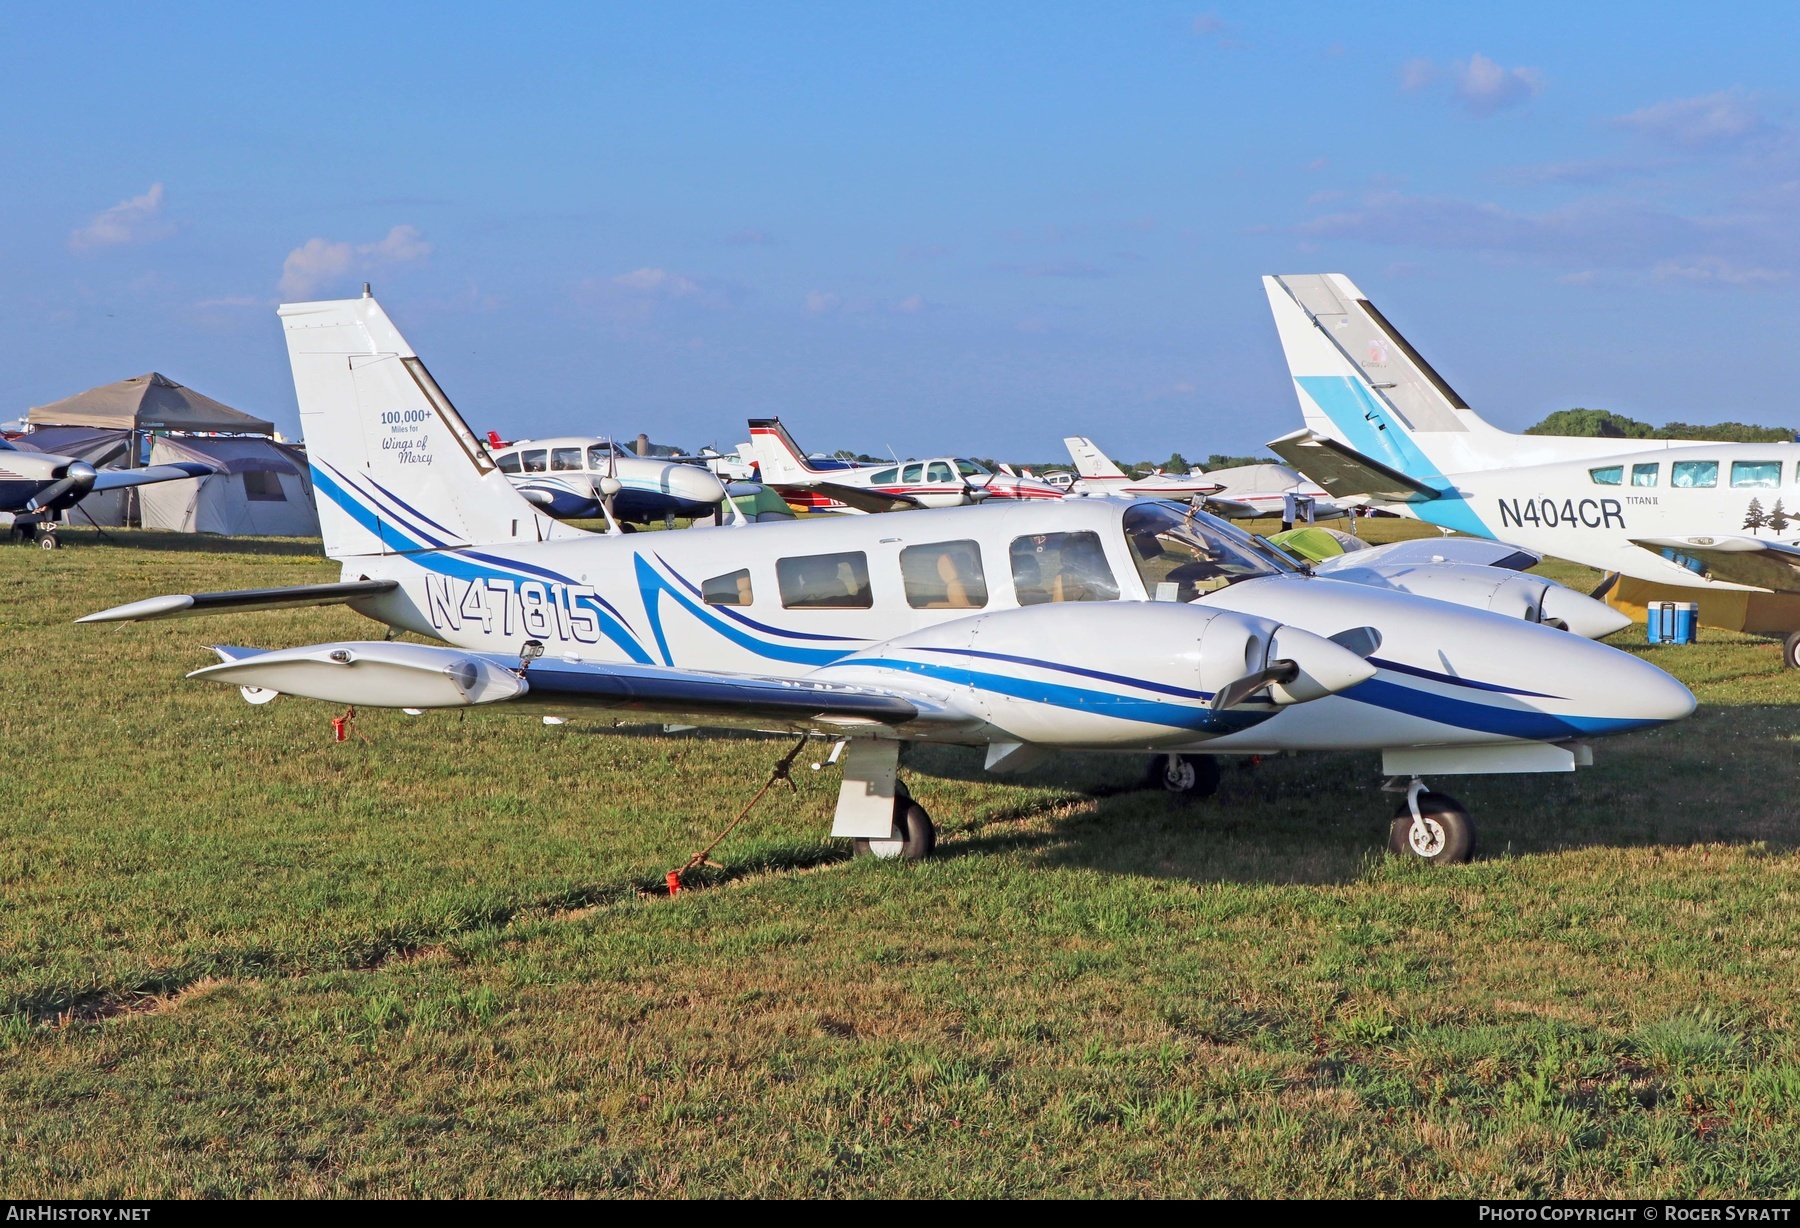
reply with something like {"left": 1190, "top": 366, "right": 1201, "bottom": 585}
{"left": 1010, "top": 531, "right": 1119, "bottom": 605}
{"left": 551, "top": 447, "right": 583, "bottom": 471}
{"left": 1123, "top": 502, "right": 1289, "bottom": 601}
{"left": 955, "top": 459, "right": 990, "bottom": 476}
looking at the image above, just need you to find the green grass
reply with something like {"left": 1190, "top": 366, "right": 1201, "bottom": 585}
{"left": 3, "top": 522, "right": 1800, "bottom": 1196}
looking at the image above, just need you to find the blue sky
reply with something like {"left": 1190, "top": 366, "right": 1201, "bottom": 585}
{"left": 5, "top": 2, "right": 1799, "bottom": 459}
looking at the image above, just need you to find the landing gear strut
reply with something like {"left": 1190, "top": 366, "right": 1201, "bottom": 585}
{"left": 1385, "top": 777, "right": 1476, "bottom": 864}
{"left": 9, "top": 516, "right": 57, "bottom": 549}
{"left": 852, "top": 781, "right": 937, "bottom": 861}
{"left": 1146, "top": 753, "right": 1221, "bottom": 799}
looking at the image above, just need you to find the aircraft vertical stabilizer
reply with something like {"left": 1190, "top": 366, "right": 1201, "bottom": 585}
{"left": 1064, "top": 437, "right": 1129, "bottom": 480}
{"left": 746, "top": 418, "right": 824, "bottom": 484}
{"left": 280, "top": 293, "right": 579, "bottom": 558}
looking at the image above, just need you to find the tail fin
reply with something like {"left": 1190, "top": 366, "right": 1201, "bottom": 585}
{"left": 281, "top": 293, "right": 579, "bottom": 558}
{"left": 1063, "top": 437, "right": 1127, "bottom": 480}
{"left": 746, "top": 418, "right": 825, "bottom": 485}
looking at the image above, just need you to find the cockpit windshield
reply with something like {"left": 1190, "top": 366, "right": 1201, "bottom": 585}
{"left": 1122, "top": 501, "right": 1292, "bottom": 600}
{"left": 955, "top": 459, "right": 990, "bottom": 476}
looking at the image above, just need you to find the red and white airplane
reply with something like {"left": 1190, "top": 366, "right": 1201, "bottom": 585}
{"left": 1061, "top": 435, "right": 1349, "bottom": 521}
{"left": 748, "top": 418, "right": 1065, "bottom": 514}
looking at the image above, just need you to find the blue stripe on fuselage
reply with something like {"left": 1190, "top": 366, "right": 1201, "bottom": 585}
{"left": 1294, "top": 375, "right": 1492, "bottom": 538}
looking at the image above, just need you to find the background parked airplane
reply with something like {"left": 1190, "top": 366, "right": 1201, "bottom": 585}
{"left": 1262, "top": 272, "right": 1800, "bottom": 662}
{"left": 0, "top": 434, "right": 211, "bottom": 547}
{"left": 1061, "top": 435, "right": 1347, "bottom": 523}
{"left": 488, "top": 434, "right": 727, "bottom": 526}
{"left": 82, "top": 293, "right": 1695, "bottom": 865}
{"left": 749, "top": 418, "right": 1064, "bottom": 513}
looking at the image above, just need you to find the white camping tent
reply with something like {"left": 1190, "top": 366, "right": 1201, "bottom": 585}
{"left": 129, "top": 436, "right": 320, "bottom": 536}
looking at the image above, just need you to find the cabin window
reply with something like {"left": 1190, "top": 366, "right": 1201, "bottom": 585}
{"left": 1010, "top": 531, "right": 1119, "bottom": 605}
{"left": 901, "top": 463, "right": 924, "bottom": 484}
{"left": 869, "top": 467, "right": 898, "bottom": 484}
{"left": 702, "top": 569, "right": 754, "bottom": 607}
{"left": 777, "top": 551, "right": 873, "bottom": 609}
{"left": 1588, "top": 466, "right": 1623, "bottom": 486}
{"left": 551, "top": 447, "right": 583, "bottom": 471}
{"left": 496, "top": 452, "right": 522, "bottom": 474}
{"left": 242, "top": 470, "right": 286, "bottom": 502}
{"left": 926, "top": 460, "right": 955, "bottom": 483}
{"left": 1631, "top": 463, "right": 1658, "bottom": 487}
{"left": 1731, "top": 461, "right": 1782, "bottom": 488}
{"left": 1123, "top": 502, "right": 1283, "bottom": 600}
{"left": 520, "top": 449, "right": 548, "bottom": 473}
{"left": 900, "top": 541, "right": 988, "bottom": 610}
{"left": 1671, "top": 461, "right": 1718, "bottom": 488}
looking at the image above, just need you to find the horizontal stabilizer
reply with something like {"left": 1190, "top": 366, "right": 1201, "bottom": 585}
{"left": 1630, "top": 536, "right": 1800, "bottom": 593}
{"left": 808, "top": 481, "right": 929, "bottom": 514}
{"left": 1266, "top": 428, "right": 1438, "bottom": 502}
{"left": 89, "top": 462, "right": 216, "bottom": 493}
{"left": 78, "top": 580, "right": 400, "bottom": 624}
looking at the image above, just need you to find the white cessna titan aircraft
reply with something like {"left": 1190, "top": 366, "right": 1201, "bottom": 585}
{"left": 1264, "top": 273, "right": 1800, "bottom": 663}
{"left": 81, "top": 293, "right": 1693, "bottom": 866}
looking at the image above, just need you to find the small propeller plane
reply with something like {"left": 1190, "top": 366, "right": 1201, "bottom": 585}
{"left": 487, "top": 434, "right": 728, "bottom": 526}
{"left": 80, "top": 292, "right": 1695, "bottom": 865}
{"left": 1062, "top": 436, "right": 1348, "bottom": 522}
{"left": 1264, "top": 273, "right": 1800, "bottom": 664}
{"left": 0, "top": 434, "right": 212, "bottom": 548}
{"left": 749, "top": 419, "right": 1065, "bottom": 514}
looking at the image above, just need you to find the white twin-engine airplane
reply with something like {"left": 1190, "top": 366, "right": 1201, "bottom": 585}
{"left": 80, "top": 293, "right": 1694, "bottom": 866}
{"left": 748, "top": 418, "right": 1065, "bottom": 514}
{"left": 1263, "top": 273, "right": 1800, "bottom": 661}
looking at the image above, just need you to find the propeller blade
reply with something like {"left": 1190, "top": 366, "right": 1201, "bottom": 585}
{"left": 1211, "top": 659, "right": 1301, "bottom": 712}
{"left": 26, "top": 461, "right": 96, "bottom": 512}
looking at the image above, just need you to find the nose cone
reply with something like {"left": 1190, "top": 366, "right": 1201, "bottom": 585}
{"left": 666, "top": 464, "right": 727, "bottom": 504}
{"left": 1618, "top": 653, "right": 1698, "bottom": 726}
{"left": 1539, "top": 584, "right": 1633, "bottom": 640}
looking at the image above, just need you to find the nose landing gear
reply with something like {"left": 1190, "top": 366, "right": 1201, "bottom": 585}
{"left": 1146, "top": 753, "right": 1221, "bottom": 799}
{"left": 1385, "top": 777, "right": 1476, "bottom": 864}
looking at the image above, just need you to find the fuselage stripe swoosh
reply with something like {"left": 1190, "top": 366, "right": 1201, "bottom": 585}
{"left": 1364, "top": 657, "right": 1562, "bottom": 700}
{"left": 634, "top": 554, "right": 850, "bottom": 667}
{"left": 1342, "top": 677, "right": 1652, "bottom": 739}
{"left": 871, "top": 645, "right": 1214, "bottom": 701}
{"left": 653, "top": 554, "right": 867, "bottom": 643}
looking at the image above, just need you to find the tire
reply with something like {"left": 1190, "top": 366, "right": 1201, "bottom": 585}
{"left": 852, "top": 798, "right": 936, "bottom": 862}
{"left": 1388, "top": 792, "right": 1476, "bottom": 865}
{"left": 1145, "top": 753, "right": 1220, "bottom": 799}
{"left": 37, "top": 532, "right": 59, "bottom": 551}
{"left": 1783, "top": 631, "right": 1800, "bottom": 670}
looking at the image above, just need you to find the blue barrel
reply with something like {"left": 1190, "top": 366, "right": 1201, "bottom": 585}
{"left": 1646, "top": 601, "right": 1698, "bottom": 645}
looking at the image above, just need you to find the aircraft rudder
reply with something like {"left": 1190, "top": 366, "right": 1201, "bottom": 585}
{"left": 746, "top": 418, "right": 820, "bottom": 484}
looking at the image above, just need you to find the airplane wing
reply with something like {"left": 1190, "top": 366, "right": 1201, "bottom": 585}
{"left": 1315, "top": 537, "right": 1542, "bottom": 573}
{"left": 78, "top": 580, "right": 401, "bottom": 624}
{"left": 803, "top": 481, "right": 930, "bottom": 514}
{"left": 185, "top": 639, "right": 962, "bottom": 733}
{"left": 1630, "top": 536, "right": 1800, "bottom": 594}
{"left": 89, "top": 462, "right": 216, "bottom": 492}
{"left": 1265, "top": 428, "right": 1438, "bottom": 503}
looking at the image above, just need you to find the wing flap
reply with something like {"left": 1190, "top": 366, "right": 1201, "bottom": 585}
{"left": 1630, "top": 536, "right": 1800, "bottom": 593}
{"left": 1266, "top": 428, "right": 1438, "bottom": 502}
{"left": 79, "top": 580, "right": 400, "bottom": 624}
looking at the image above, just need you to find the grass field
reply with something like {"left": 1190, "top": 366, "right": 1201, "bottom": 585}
{"left": 5, "top": 519, "right": 1800, "bottom": 1196}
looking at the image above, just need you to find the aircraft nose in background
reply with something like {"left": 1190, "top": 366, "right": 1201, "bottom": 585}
{"left": 667, "top": 464, "right": 727, "bottom": 503}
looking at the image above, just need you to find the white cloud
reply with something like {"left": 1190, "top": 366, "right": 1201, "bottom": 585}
{"left": 1652, "top": 257, "right": 1788, "bottom": 286}
{"left": 805, "top": 290, "right": 842, "bottom": 315}
{"left": 69, "top": 183, "right": 173, "bottom": 252}
{"left": 894, "top": 294, "right": 925, "bottom": 314}
{"left": 1452, "top": 53, "right": 1544, "bottom": 117}
{"left": 1398, "top": 58, "right": 1438, "bottom": 93}
{"left": 613, "top": 267, "right": 703, "bottom": 297}
{"left": 1614, "top": 91, "right": 1768, "bottom": 150}
{"left": 278, "top": 225, "right": 433, "bottom": 298}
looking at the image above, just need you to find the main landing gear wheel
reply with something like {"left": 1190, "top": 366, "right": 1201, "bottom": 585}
{"left": 36, "top": 528, "right": 59, "bottom": 550}
{"left": 1146, "top": 753, "right": 1220, "bottom": 799}
{"left": 1782, "top": 631, "right": 1800, "bottom": 670}
{"left": 1388, "top": 791, "right": 1476, "bottom": 865}
{"left": 852, "top": 793, "right": 937, "bottom": 862}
